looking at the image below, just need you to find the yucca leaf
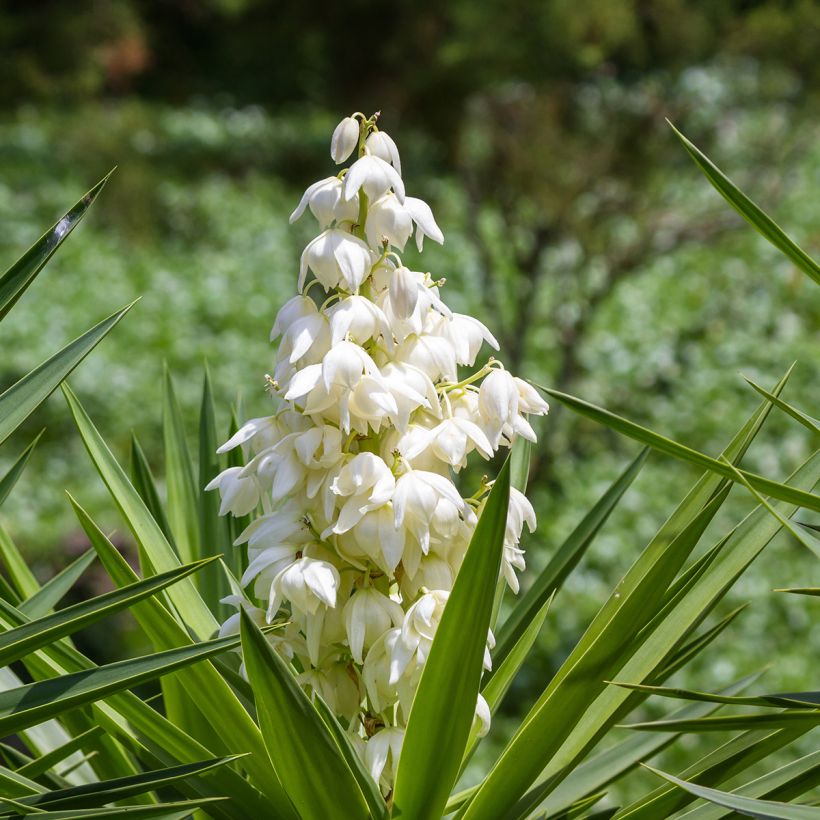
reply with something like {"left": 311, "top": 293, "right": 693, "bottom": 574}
{"left": 19, "top": 550, "right": 98, "bottom": 619}
{"left": 0, "top": 631, "right": 242, "bottom": 738}
{"left": 742, "top": 376, "right": 820, "bottom": 435}
{"left": 0, "top": 764, "right": 45, "bottom": 797}
{"left": 0, "top": 303, "right": 135, "bottom": 447}
{"left": 0, "top": 523, "right": 40, "bottom": 599}
{"left": 69, "top": 497, "right": 296, "bottom": 816}
{"left": 129, "top": 433, "right": 176, "bottom": 549}
{"left": 612, "top": 682, "right": 819, "bottom": 709}
{"left": 311, "top": 694, "right": 388, "bottom": 820}
{"left": 14, "top": 757, "right": 237, "bottom": 811}
{"left": 624, "top": 711, "right": 820, "bottom": 733}
{"left": 393, "top": 458, "right": 511, "bottom": 820}
{"left": 62, "top": 383, "right": 219, "bottom": 640}
{"left": 0, "top": 606, "right": 269, "bottom": 820}
{"left": 669, "top": 122, "right": 820, "bottom": 287}
{"left": 533, "top": 384, "right": 820, "bottom": 513}
{"left": 460, "top": 425, "right": 819, "bottom": 819}
{"left": 8, "top": 798, "right": 229, "bottom": 819}
{"left": 197, "top": 366, "right": 231, "bottom": 617}
{"left": 529, "top": 674, "right": 762, "bottom": 819}
{"left": 647, "top": 764, "right": 820, "bottom": 819}
{"left": 239, "top": 609, "right": 369, "bottom": 820}
{"left": 0, "top": 174, "right": 111, "bottom": 321}
{"left": 162, "top": 367, "right": 199, "bottom": 564}
{"left": 0, "top": 433, "right": 42, "bottom": 507}
{"left": 776, "top": 588, "right": 820, "bottom": 597}
{"left": 495, "top": 448, "right": 648, "bottom": 666}
{"left": 16, "top": 727, "right": 104, "bottom": 780}
{"left": 0, "top": 557, "right": 217, "bottom": 667}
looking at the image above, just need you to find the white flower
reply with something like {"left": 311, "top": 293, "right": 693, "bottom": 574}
{"left": 289, "top": 176, "right": 359, "bottom": 227}
{"left": 389, "top": 590, "right": 448, "bottom": 684}
{"left": 365, "top": 727, "right": 404, "bottom": 793}
{"left": 217, "top": 415, "right": 280, "bottom": 455}
{"left": 362, "top": 628, "right": 400, "bottom": 712}
{"left": 331, "top": 116, "right": 360, "bottom": 164}
{"left": 402, "top": 416, "right": 494, "bottom": 469}
{"left": 515, "top": 376, "right": 550, "bottom": 415}
{"left": 269, "top": 557, "right": 340, "bottom": 618}
{"left": 393, "top": 469, "right": 466, "bottom": 554}
{"left": 365, "top": 194, "right": 413, "bottom": 250}
{"left": 365, "top": 130, "right": 401, "bottom": 174}
{"left": 326, "top": 295, "right": 392, "bottom": 347}
{"left": 299, "top": 229, "right": 373, "bottom": 292}
{"left": 329, "top": 453, "right": 396, "bottom": 534}
{"left": 394, "top": 333, "right": 457, "bottom": 382}
{"left": 437, "top": 313, "right": 499, "bottom": 366}
{"left": 474, "top": 693, "right": 491, "bottom": 738}
{"left": 299, "top": 662, "right": 362, "bottom": 721}
{"left": 271, "top": 295, "right": 318, "bottom": 341}
{"left": 403, "top": 196, "right": 444, "bottom": 251}
{"left": 205, "top": 466, "right": 260, "bottom": 516}
{"left": 343, "top": 587, "right": 404, "bottom": 663}
{"left": 479, "top": 369, "right": 519, "bottom": 428}
{"left": 343, "top": 154, "right": 405, "bottom": 204}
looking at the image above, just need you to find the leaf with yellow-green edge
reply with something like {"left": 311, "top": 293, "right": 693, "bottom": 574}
{"left": 0, "top": 602, "right": 269, "bottom": 820}
{"left": 393, "top": 458, "right": 511, "bottom": 820}
{"left": 162, "top": 366, "right": 199, "bottom": 564}
{"left": 0, "top": 432, "right": 42, "bottom": 507}
{"left": 239, "top": 609, "right": 370, "bottom": 820}
{"left": 0, "top": 763, "right": 45, "bottom": 797}
{"left": 647, "top": 762, "right": 820, "bottom": 819}
{"left": 0, "top": 522, "right": 40, "bottom": 599}
{"left": 721, "top": 455, "right": 820, "bottom": 560}
{"left": 0, "top": 630, "right": 243, "bottom": 738}
{"left": 130, "top": 432, "right": 176, "bottom": 550}
{"left": 776, "top": 587, "right": 820, "bottom": 597}
{"left": 16, "top": 727, "right": 104, "bottom": 780}
{"left": 198, "top": 366, "right": 232, "bottom": 618}
{"left": 0, "top": 303, "right": 136, "bottom": 447}
{"left": 623, "top": 711, "right": 820, "bottom": 733}
{"left": 19, "top": 549, "right": 98, "bottom": 618}
{"left": 62, "top": 383, "right": 219, "bottom": 640}
{"left": 669, "top": 121, "right": 820, "bottom": 287}
{"left": 68, "top": 496, "right": 296, "bottom": 817}
{"left": 495, "top": 448, "right": 648, "bottom": 666}
{"left": 15, "top": 756, "right": 238, "bottom": 812}
{"left": 611, "top": 683, "right": 820, "bottom": 710}
{"left": 311, "top": 693, "right": 388, "bottom": 820}
{"left": 0, "top": 557, "right": 217, "bottom": 668}
{"left": 0, "top": 173, "right": 112, "bottom": 321}
{"left": 533, "top": 383, "right": 820, "bottom": 514}
{"left": 20, "top": 798, "right": 229, "bottom": 819}
{"left": 459, "top": 420, "right": 819, "bottom": 820}
{"left": 742, "top": 375, "right": 820, "bottom": 435}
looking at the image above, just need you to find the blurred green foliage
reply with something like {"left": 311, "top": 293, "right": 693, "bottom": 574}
{"left": 0, "top": 0, "right": 818, "bottom": 802}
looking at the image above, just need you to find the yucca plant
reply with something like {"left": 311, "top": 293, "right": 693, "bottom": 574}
{"left": 0, "top": 113, "right": 817, "bottom": 820}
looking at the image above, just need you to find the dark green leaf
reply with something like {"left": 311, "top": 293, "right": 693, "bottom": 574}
{"left": 18, "top": 550, "right": 97, "bottom": 619}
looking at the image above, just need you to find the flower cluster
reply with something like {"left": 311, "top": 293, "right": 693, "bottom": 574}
{"left": 208, "top": 112, "right": 547, "bottom": 793}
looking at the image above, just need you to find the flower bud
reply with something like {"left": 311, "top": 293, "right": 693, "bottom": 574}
{"left": 330, "top": 116, "right": 360, "bottom": 164}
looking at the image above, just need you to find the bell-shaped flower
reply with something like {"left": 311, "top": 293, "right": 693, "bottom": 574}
{"left": 279, "top": 310, "right": 330, "bottom": 364}
{"left": 514, "top": 376, "right": 550, "bottom": 415}
{"left": 379, "top": 362, "right": 438, "bottom": 432}
{"left": 343, "top": 154, "right": 405, "bottom": 204}
{"left": 506, "top": 486, "right": 537, "bottom": 545}
{"left": 343, "top": 586, "right": 404, "bottom": 663}
{"left": 217, "top": 414, "right": 281, "bottom": 455}
{"left": 474, "top": 693, "right": 491, "bottom": 738}
{"left": 329, "top": 452, "right": 395, "bottom": 534}
{"left": 344, "top": 504, "right": 405, "bottom": 574}
{"left": 404, "top": 196, "right": 444, "bottom": 251}
{"left": 394, "top": 333, "right": 457, "bottom": 383}
{"left": 365, "top": 194, "right": 413, "bottom": 250}
{"left": 366, "top": 727, "right": 405, "bottom": 794}
{"left": 402, "top": 416, "right": 494, "bottom": 469}
{"left": 289, "top": 176, "right": 359, "bottom": 227}
{"left": 502, "top": 541, "right": 527, "bottom": 593}
{"left": 365, "top": 130, "right": 401, "bottom": 174}
{"left": 348, "top": 375, "right": 400, "bottom": 434}
{"left": 436, "top": 313, "right": 499, "bottom": 366}
{"left": 322, "top": 340, "right": 381, "bottom": 392}
{"left": 394, "top": 468, "right": 466, "bottom": 554}
{"left": 234, "top": 500, "right": 308, "bottom": 550}
{"left": 242, "top": 542, "right": 302, "bottom": 596}
{"left": 326, "top": 295, "right": 392, "bottom": 347}
{"left": 205, "top": 466, "right": 260, "bottom": 516}
{"left": 362, "top": 627, "right": 400, "bottom": 712}
{"left": 331, "top": 116, "right": 360, "bottom": 164}
{"left": 299, "top": 229, "right": 373, "bottom": 292}
{"left": 389, "top": 589, "right": 448, "bottom": 684}
{"left": 271, "top": 295, "right": 318, "bottom": 341}
{"left": 398, "top": 554, "right": 455, "bottom": 600}
{"left": 269, "top": 556, "right": 340, "bottom": 619}
{"left": 298, "top": 662, "right": 363, "bottom": 722}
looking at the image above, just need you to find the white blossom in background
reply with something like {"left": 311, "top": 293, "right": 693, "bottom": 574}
{"left": 210, "top": 111, "right": 548, "bottom": 792}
